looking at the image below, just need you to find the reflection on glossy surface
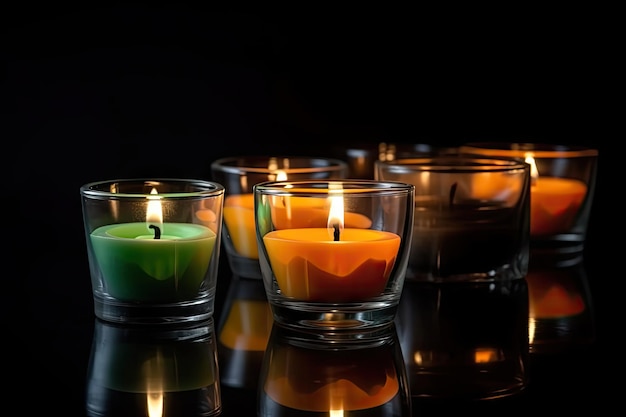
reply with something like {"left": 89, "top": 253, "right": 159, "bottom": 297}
{"left": 527, "top": 261, "right": 595, "bottom": 354}
{"left": 86, "top": 319, "right": 221, "bottom": 416}
{"left": 395, "top": 279, "right": 529, "bottom": 400}
{"left": 258, "top": 323, "right": 411, "bottom": 416}
{"left": 217, "top": 275, "right": 273, "bottom": 389}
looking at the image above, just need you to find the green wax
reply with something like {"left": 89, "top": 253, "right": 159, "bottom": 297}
{"left": 90, "top": 223, "right": 216, "bottom": 302}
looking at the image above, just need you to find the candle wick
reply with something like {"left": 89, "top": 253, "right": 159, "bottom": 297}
{"left": 149, "top": 224, "right": 161, "bottom": 239}
{"left": 333, "top": 223, "right": 340, "bottom": 241}
{"left": 449, "top": 182, "right": 457, "bottom": 208}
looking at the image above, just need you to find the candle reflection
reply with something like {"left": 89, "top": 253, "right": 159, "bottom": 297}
{"left": 257, "top": 323, "right": 411, "bottom": 416}
{"left": 527, "top": 261, "right": 595, "bottom": 354}
{"left": 395, "top": 279, "right": 529, "bottom": 400}
{"left": 217, "top": 275, "right": 273, "bottom": 389}
{"left": 85, "top": 319, "right": 221, "bottom": 417}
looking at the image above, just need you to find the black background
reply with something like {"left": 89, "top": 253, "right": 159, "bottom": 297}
{"left": 3, "top": 4, "right": 618, "bottom": 415}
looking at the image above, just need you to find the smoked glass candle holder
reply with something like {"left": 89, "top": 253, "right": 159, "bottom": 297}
{"left": 258, "top": 323, "right": 411, "bottom": 416}
{"left": 86, "top": 319, "right": 221, "bottom": 416}
{"left": 375, "top": 157, "right": 531, "bottom": 283}
{"left": 254, "top": 180, "right": 414, "bottom": 331}
{"left": 80, "top": 178, "right": 224, "bottom": 325}
{"left": 211, "top": 156, "right": 348, "bottom": 279}
{"left": 459, "top": 143, "right": 598, "bottom": 266}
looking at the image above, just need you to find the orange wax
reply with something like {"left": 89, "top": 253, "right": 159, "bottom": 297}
{"left": 218, "top": 300, "right": 273, "bottom": 351}
{"left": 223, "top": 194, "right": 258, "bottom": 258}
{"left": 262, "top": 229, "right": 400, "bottom": 302}
{"left": 530, "top": 177, "right": 587, "bottom": 236}
{"left": 264, "top": 340, "right": 399, "bottom": 411}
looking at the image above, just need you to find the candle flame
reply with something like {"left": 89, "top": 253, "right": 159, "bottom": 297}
{"left": 525, "top": 153, "right": 539, "bottom": 185}
{"left": 327, "top": 183, "right": 344, "bottom": 240}
{"left": 268, "top": 157, "right": 290, "bottom": 181}
{"left": 146, "top": 188, "right": 163, "bottom": 229}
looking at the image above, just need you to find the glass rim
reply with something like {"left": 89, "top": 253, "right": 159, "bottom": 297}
{"left": 253, "top": 179, "right": 414, "bottom": 196}
{"left": 375, "top": 156, "right": 530, "bottom": 173}
{"left": 211, "top": 156, "right": 348, "bottom": 175}
{"left": 460, "top": 142, "right": 598, "bottom": 158}
{"left": 80, "top": 178, "right": 225, "bottom": 199}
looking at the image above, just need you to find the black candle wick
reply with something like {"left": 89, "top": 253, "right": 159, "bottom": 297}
{"left": 449, "top": 182, "right": 458, "bottom": 209}
{"left": 149, "top": 224, "right": 161, "bottom": 239}
{"left": 333, "top": 223, "right": 340, "bottom": 241}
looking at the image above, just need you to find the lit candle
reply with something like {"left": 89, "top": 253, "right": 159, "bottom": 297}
{"left": 525, "top": 154, "right": 587, "bottom": 236}
{"left": 262, "top": 185, "right": 401, "bottom": 302}
{"left": 222, "top": 169, "right": 288, "bottom": 259}
{"left": 90, "top": 187, "right": 217, "bottom": 302}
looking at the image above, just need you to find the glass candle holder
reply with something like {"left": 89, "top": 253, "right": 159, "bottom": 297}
{"left": 331, "top": 141, "right": 457, "bottom": 179}
{"left": 86, "top": 319, "right": 221, "bottom": 417}
{"left": 459, "top": 143, "right": 598, "bottom": 266}
{"left": 80, "top": 178, "right": 224, "bottom": 325}
{"left": 258, "top": 323, "right": 411, "bottom": 416}
{"left": 211, "top": 156, "right": 348, "bottom": 279}
{"left": 375, "top": 157, "right": 531, "bottom": 283}
{"left": 254, "top": 180, "right": 415, "bottom": 331}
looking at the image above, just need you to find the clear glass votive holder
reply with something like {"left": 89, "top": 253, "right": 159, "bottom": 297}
{"left": 211, "top": 156, "right": 348, "bottom": 279}
{"left": 80, "top": 178, "right": 224, "bottom": 325}
{"left": 459, "top": 143, "right": 598, "bottom": 266}
{"left": 254, "top": 180, "right": 415, "bottom": 331}
{"left": 86, "top": 319, "right": 221, "bottom": 416}
{"left": 376, "top": 156, "right": 531, "bottom": 283}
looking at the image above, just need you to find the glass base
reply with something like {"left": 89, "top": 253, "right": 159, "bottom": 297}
{"left": 269, "top": 299, "right": 399, "bottom": 334}
{"left": 93, "top": 294, "right": 214, "bottom": 325}
{"left": 530, "top": 234, "right": 586, "bottom": 267}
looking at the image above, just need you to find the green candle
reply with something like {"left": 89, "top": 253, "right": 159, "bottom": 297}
{"left": 90, "top": 222, "right": 216, "bottom": 302}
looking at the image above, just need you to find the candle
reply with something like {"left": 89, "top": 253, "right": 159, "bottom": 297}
{"left": 262, "top": 191, "right": 401, "bottom": 302}
{"left": 90, "top": 188, "right": 217, "bottom": 302}
{"left": 223, "top": 194, "right": 258, "bottom": 258}
{"left": 525, "top": 155, "right": 587, "bottom": 236}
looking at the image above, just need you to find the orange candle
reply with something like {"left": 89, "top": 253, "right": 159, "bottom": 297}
{"left": 525, "top": 156, "right": 587, "bottom": 236}
{"left": 223, "top": 194, "right": 258, "bottom": 258}
{"left": 530, "top": 177, "right": 586, "bottom": 236}
{"left": 263, "top": 228, "right": 400, "bottom": 302}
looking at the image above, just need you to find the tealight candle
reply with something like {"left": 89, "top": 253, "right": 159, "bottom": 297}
{"left": 81, "top": 178, "right": 225, "bottom": 324}
{"left": 211, "top": 156, "right": 349, "bottom": 279}
{"left": 255, "top": 180, "right": 414, "bottom": 330}
{"left": 375, "top": 157, "right": 530, "bottom": 282}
